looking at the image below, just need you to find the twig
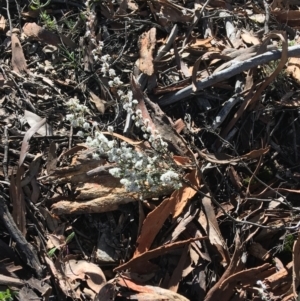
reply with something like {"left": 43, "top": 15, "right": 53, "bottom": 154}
{"left": 262, "top": 0, "right": 270, "bottom": 34}
{"left": 0, "top": 144, "right": 35, "bottom": 160}
{"left": 0, "top": 195, "right": 43, "bottom": 279}
{"left": 3, "top": 126, "right": 9, "bottom": 182}
{"left": 158, "top": 45, "right": 300, "bottom": 106}
{"left": 69, "top": 125, "right": 73, "bottom": 150}
{"left": 5, "top": 0, "right": 12, "bottom": 33}
{"left": 182, "top": 0, "right": 211, "bottom": 50}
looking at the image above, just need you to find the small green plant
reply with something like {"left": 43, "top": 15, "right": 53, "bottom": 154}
{"left": 0, "top": 289, "right": 16, "bottom": 301}
{"left": 283, "top": 234, "right": 295, "bottom": 253}
{"left": 48, "top": 232, "right": 75, "bottom": 258}
{"left": 59, "top": 45, "right": 80, "bottom": 68}
{"left": 40, "top": 10, "right": 56, "bottom": 31}
{"left": 29, "top": 0, "right": 51, "bottom": 10}
{"left": 288, "top": 40, "right": 296, "bottom": 47}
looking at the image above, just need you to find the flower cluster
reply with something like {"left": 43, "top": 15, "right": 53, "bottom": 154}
{"left": 118, "top": 90, "right": 138, "bottom": 114}
{"left": 85, "top": 131, "right": 182, "bottom": 193}
{"left": 100, "top": 54, "right": 112, "bottom": 75}
{"left": 65, "top": 97, "right": 90, "bottom": 136}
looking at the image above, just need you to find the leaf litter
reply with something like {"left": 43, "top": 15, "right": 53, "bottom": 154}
{"left": 2, "top": 0, "right": 300, "bottom": 300}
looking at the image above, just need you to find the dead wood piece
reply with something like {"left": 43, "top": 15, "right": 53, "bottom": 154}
{"left": 158, "top": 45, "right": 300, "bottom": 106}
{"left": 0, "top": 195, "right": 43, "bottom": 279}
{"left": 51, "top": 194, "right": 137, "bottom": 215}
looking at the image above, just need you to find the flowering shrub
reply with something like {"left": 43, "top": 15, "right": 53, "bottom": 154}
{"left": 65, "top": 52, "right": 182, "bottom": 194}
{"left": 86, "top": 130, "right": 182, "bottom": 193}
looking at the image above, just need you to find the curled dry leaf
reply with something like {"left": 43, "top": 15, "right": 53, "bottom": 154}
{"left": 63, "top": 260, "right": 106, "bottom": 293}
{"left": 19, "top": 118, "right": 46, "bottom": 167}
{"left": 11, "top": 33, "right": 27, "bottom": 74}
{"left": 24, "top": 110, "right": 52, "bottom": 136}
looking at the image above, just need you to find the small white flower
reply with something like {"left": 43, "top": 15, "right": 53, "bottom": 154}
{"left": 109, "top": 167, "right": 121, "bottom": 178}
{"left": 107, "top": 126, "right": 114, "bottom": 133}
{"left": 90, "top": 139, "right": 99, "bottom": 148}
{"left": 71, "top": 120, "right": 78, "bottom": 127}
{"left": 100, "top": 54, "right": 111, "bottom": 62}
{"left": 143, "top": 134, "right": 148, "bottom": 139}
{"left": 86, "top": 136, "right": 92, "bottom": 144}
{"left": 117, "top": 89, "right": 124, "bottom": 96}
{"left": 108, "top": 69, "right": 116, "bottom": 77}
{"left": 108, "top": 80, "right": 114, "bottom": 87}
{"left": 83, "top": 122, "right": 90, "bottom": 130}
{"left": 66, "top": 114, "right": 74, "bottom": 121}
{"left": 160, "top": 170, "right": 180, "bottom": 184}
{"left": 77, "top": 116, "right": 85, "bottom": 124}
{"left": 85, "top": 30, "right": 92, "bottom": 38}
{"left": 127, "top": 91, "right": 133, "bottom": 99}
{"left": 92, "top": 153, "right": 100, "bottom": 160}
{"left": 77, "top": 131, "right": 84, "bottom": 137}
{"left": 107, "top": 140, "right": 115, "bottom": 148}
{"left": 113, "top": 76, "right": 123, "bottom": 85}
{"left": 132, "top": 99, "right": 138, "bottom": 105}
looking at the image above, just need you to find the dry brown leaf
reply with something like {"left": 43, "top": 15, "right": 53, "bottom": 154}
{"left": 133, "top": 169, "right": 199, "bottom": 256}
{"left": 198, "top": 147, "right": 270, "bottom": 164}
{"left": 90, "top": 91, "right": 106, "bottom": 114}
{"left": 46, "top": 141, "right": 57, "bottom": 175}
{"left": 220, "top": 263, "right": 273, "bottom": 289}
{"left": 114, "top": 237, "right": 206, "bottom": 273}
{"left": 11, "top": 33, "right": 27, "bottom": 74}
{"left": 204, "top": 233, "right": 244, "bottom": 301}
{"left": 293, "top": 230, "right": 300, "bottom": 298}
{"left": 138, "top": 28, "right": 156, "bottom": 75}
{"left": 45, "top": 256, "right": 80, "bottom": 299}
{"left": 173, "top": 155, "right": 191, "bottom": 166}
{"left": 24, "top": 110, "right": 53, "bottom": 136}
{"left": 118, "top": 276, "right": 189, "bottom": 301}
{"left": 272, "top": 10, "right": 300, "bottom": 26}
{"left": 200, "top": 195, "right": 230, "bottom": 265}
{"left": 0, "top": 15, "right": 6, "bottom": 31}
{"left": 286, "top": 57, "right": 300, "bottom": 83}
{"left": 248, "top": 242, "right": 270, "bottom": 261}
{"left": 19, "top": 118, "right": 46, "bottom": 167}
{"left": 248, "top": 14, "right": 266, "bottom": 24}
{"left": 64, "top": 260, "right": 106, "bottom": 293}
{"left": 94, "top": 283, "right": 116, "bottom": 301}
{"left": 21, "top": 153, "right": 42, "bottom": 187}
{"left": 173, "top": 169, "right": 200, "bottom": 219}
{"left": 23, "top": 22, "right": 76, "bottom": 48}
{"left": 167, "top": 244, "right": 189, "bottom": 292}
{"left": 241, "top": 31, "right": 261, "bottom": 45}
